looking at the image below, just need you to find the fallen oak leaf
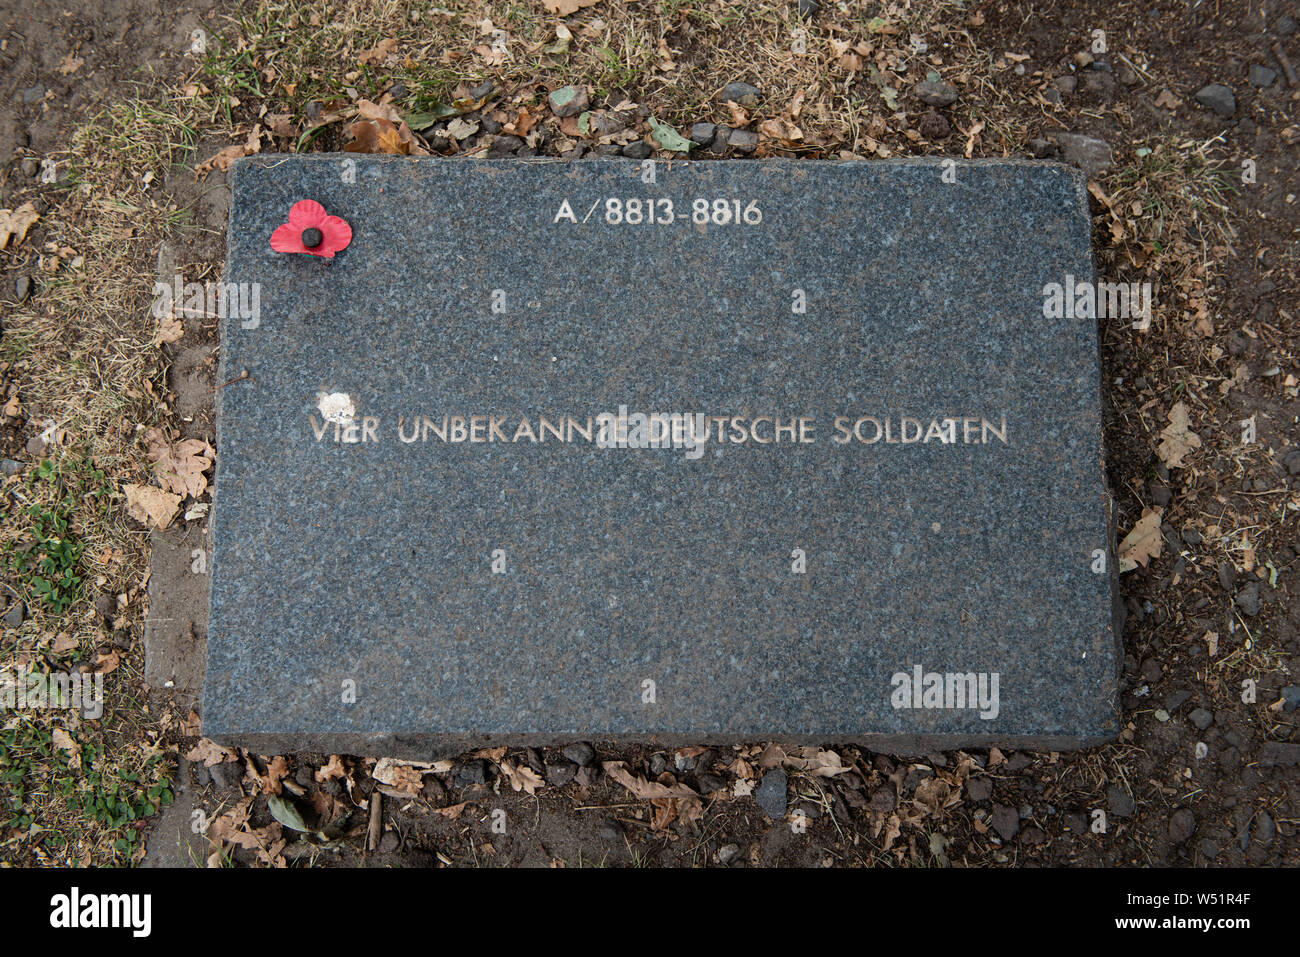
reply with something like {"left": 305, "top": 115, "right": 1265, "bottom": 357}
{"left": 1118, "top": 506, "right": 1163, "bottom": 572}
{"left": 195, "top": 125, "right": 261, "bottom": 176}
{"left": 0, "top": 202, "right": 40, "bottom": 250}
{"left": 315, "top": 754, "right": 348, "bottom": 783}
{"left": 1156, "top": 401, "right": 1201, "bottom": 469}
{"left": 501, "top": 760, "right": 545, "bottom": 795}
{"left": 144, "top": 428, "right": 214, "bottom": 498}
{"left": 542, "top": 0, "right": 601, "bottom": 15}
{"left": 185, "top": 737, "right": 239, "bottom": 767}
{"left": 602, "top": 761, "right": 700, "bottom": 799}
{"left": 123, "top": 483, "right": 181, "bottom": 529}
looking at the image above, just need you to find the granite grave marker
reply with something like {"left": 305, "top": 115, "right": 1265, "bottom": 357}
{"left": 204, "top": 156, "right": 1119, "bottom": 756}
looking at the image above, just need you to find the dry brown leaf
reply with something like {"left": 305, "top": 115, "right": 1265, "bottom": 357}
{"left": 154, "top": 314, "right": 183, "bottom": 346}
{"left": 1156, "top": 401, "right": 1201, "bottom": 469}
{"left": 265, "top": 113, "right": 297, "bottom": 138}
{"left": 1118, "top": 506, "right": 1163, "bottom": 572}
{"left": 52, "top": 728, "right": 79, "bottom": 769}
{"left": 94, "top": 650, "right": 121, "bottom": 674}
{"left": 501, "top": 760, "right": 545, "bottom": 795}
{"left": 315, "top": 754, "right": 348, "bottom": 783}
{"left": 357, "top": 37, "right": 398, "bottom": 66}
{"left": 1154, "top": 89, "right": 1182, "bottom": 109}
{"left": 343, "top": 116, "right": 429, "bottom": 156}
{"left": 602, "top": 761, "right": 700, "bottom": 800}
{"left": 0, "top": 202, "right": 40, "bottom": 250}
{"left": 145, "top": 428, "right": 214, "bottom": 498}
{"left": 196, "top": 126, "right": 261, "bottom": 175}
{"left": 542, "top": 0, "right": 601, "bottom": 15}
{"left": 185, "top": 737, "right": 239, "bottom": 767}
{"left": 431, "top": 801, "right": 467, "bottom": 819}
{"left": 124, "top": 483, "right": 182, "bottom": 529}
{"left": 58, "top": 53, "right": 84, "bottom": 75}
{"left": 372, "top": 757, "right": 432, "bottom": 797}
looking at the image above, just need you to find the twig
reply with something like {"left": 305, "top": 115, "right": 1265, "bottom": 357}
{"left": 1273, "top": 42, "right": 1298, "bottom": 87}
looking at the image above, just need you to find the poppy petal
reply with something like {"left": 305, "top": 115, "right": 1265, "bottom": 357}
{"left": 270, "top": 222, "right": 308, "bottom": 254}
{"left": 318, "top": 216, "right": 353, "bottom": 254}
{"left": 287, "top": 199, "right": 327, "bottom": 228}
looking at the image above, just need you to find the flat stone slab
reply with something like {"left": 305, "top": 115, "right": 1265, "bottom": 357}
{"left": 205, "top": 156, "right": 1119, "bottom": 757}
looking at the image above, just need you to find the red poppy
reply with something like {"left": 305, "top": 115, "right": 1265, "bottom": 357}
{"left": 270, "top": 200, "right": 352, "bottom": 258}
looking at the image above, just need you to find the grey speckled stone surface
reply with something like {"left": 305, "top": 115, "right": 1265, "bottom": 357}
{"left": 205, "top": 156, "right": 1119, "bottom": 757}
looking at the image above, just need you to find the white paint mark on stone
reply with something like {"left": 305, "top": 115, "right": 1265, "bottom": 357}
{"left": 317, "top": 391, "right": 356, "bottom": 425}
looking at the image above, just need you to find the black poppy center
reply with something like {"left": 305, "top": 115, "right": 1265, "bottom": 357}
{"left": 301, "top": 227, "right": 323, "bottom": 248}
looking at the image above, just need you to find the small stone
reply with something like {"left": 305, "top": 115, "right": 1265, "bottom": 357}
{"left": 20, "top": 157, "right": 38, "bottom": 178}
{"left": 966, "top": 776, "right": 993, "bottom": 802}
{"left": 422, "top": 775, "right": 446, "bottom": 802}
{"left": 649, "top": 752, "right": 669, "bottom": 776}
{"left": 597, "top": 818, "right": 623, "bottom": 840}
{"left": 707, "top": 125, "right": 732, "bottom": 154}
{"left": 1082, "top": 70, "right": 1116, "bottom": 97}
{"left": 1117, "top": 61, "right": 1138, "bottom": 85}
{"left": 94, "top": 594, "right": 115, "bottom": 619}
{"left": 1249, "top": 64, "right": 1278, "bottom": 87}
{"left": 1254, "top": 811, "right": 1275, "bottom": 846}
{"left": 1168, "top": 808, "right": 1196, "bottom": 844}
{"left": 1106, "top": 785, "right": 1135, "bottom": 818}
{"left": 1194, "top": 83, "right": 1236, "bottom": 117}
{"left": 209, "top": 759, "right": 243, "bottom": 791}
{"left": 690, "top": 122, "right": 717, "bottom": 144}
{"left": 919, "top": 111, "right": 950, "bottom": 140}
{"left": 378, "top": 830, "right": 400, "bottom": 853}
{"left": 1189, "top": 707, "right": 1213, "bottom": 731}
{"left": 717, "top": 842, "right": 741, "bottom": 863}
{"left": 1182, "top": 528, "right": 1202, "bottom": 545}
{"left": 1277, "top": 15, "right": 1297, "bottom": 35}
{"left": 388, "top": 82, "right": 409, "bottom": 100}
{"left": 480, "top": 115, "right": 503, "bottom": 134}
{"left": 1284, "top": 450, "right": 1300, "bottom": 475}
{"left": 1054, "top": 132, "right": 1112, "bottom": 178}
{"left": 990, "top": 803, "right": 1020, "bottom": 841}
{"left": 25, "top": 435, "right": 47, "bottom": 457}
{"left": 1148, "top": 482, "right": 1171, "bottom": 507}
{"left": 3, "top": 603, "right": 24, "bottom": 629}
{"left": 1197, "top": 837, "right": 1218, "bottom": 860}
{"left": 1280, "top": 686, "right": 1300, "bottom": 712}
{"left": 469, "top": 80, "right": 495, "bottom": 102}
{"left": 696, "top": 772, "right": 727, "bottom": 793}
{"left": 545, "top": 759, "right": 576, "bottom": 786}
{"left": 1027, "top": 137, "right": 1053, "bottom": 158}
{"left": 1235, "top": 582, "right": 1260, "bottom": 617}
{"left": 1259, "top": 742, "right": 1300, "bottom": 766}
{"left": 913, "top": 78, "right": 958, "bottom": 107}
{"left": 719, "top": 81, "right": 761, "bottom": 108}
{"left": 727, "top": 129, "right": 758, "bottom": 153}
{"left": 562, "top": 742, "right": 594, "bottom": 766}
{"left": 621, "top": 141, "right": 652, "bottom": 159}
{"left": 1073, "top": 51, "right": 1094, "bottom": 68}
{"left": 548, "top": 85, "right": 589, "bottom": 118}
{"left": 455, "top": 758, "right": 489, "bottom": 787}
{"left": 15, "top": 275, "right": 32, "bottom": 301}
{"left": 797, "top": 0, "right": 819, "bottom": 17}
{"left": 1053, "top": 75, "right": 1078, "bottom": 95}
{"left": 1, "top": 459, "right": 21, "bottom": 475}
{"left": 22, "top": 86, "right": 45, "bottom": 106}
{"left": 754, "top": 769, "right": 788, "bottom": 819}
{"left": 489, "top": 134, "right": 523, "bottom": 155}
